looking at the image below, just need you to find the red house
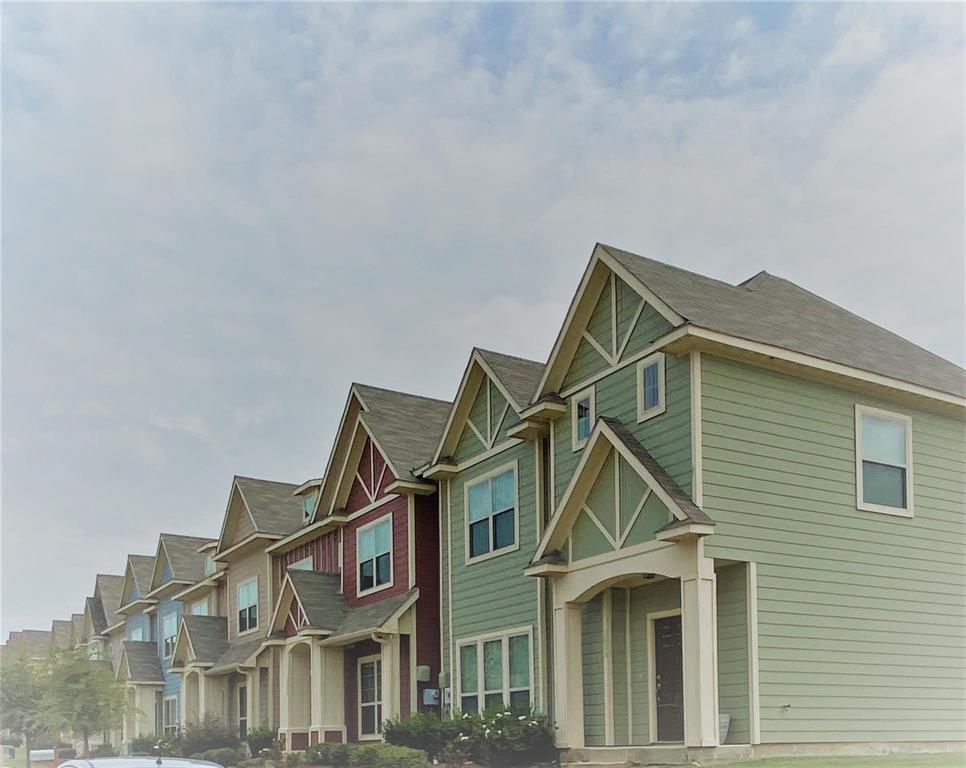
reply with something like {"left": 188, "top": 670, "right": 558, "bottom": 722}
{"left": 268, "top": 383, "right": 449, "bottom": 746}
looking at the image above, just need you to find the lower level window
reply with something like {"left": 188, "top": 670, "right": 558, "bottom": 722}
{"left": 238, "top": 685, "right": 248, "bottom": 738}
{"left": 458, "top": 631, "right": 531, "bottom": 713}
{"left": 162, "top": 696, "right": 178, "bottom": 735}
{"left": 358, "top": 657, "right": 382, "bottom": 738}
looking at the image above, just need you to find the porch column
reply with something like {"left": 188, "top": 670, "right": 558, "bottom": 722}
{"left": 681, "top": 553, "right": 719, "bottom": 747}
{"left": 310, "top": 641, "right": 323, "bottom": 730}
{"left": 551, "top": 598, "right": 584, "bottom": 749}
{"left": 279, "top": 646, "right": 291, "bottom": 731}
{"left": 198, "top": 672, "right": 208, "bottom": 722}
{"left": 377, "top": 634, "right": 399, "bottom": 722}
{"left": 319, "top": 647, "right": 345, "bottom": 731}
{"left": 248, "top": 668, "right": 259, "bottom": 730}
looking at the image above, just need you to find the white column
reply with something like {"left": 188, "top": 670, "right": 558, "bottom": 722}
{"left": 552, "top": 599, "right": 584, "bottom": 749}
{"left": 310, "top": 641, "right": 323, "bottom": 729}
{"left": 681, "top": 556, "right": 719, "bottom": 747}
{"left": 198, "top": 672, "right": 208, "bottom": 724}
{"left": 378, "top": 635, "right": 399, "bottom": 722}
{"left": 319, "top": 646, "right": 345, "bottom": 729}
{"left": 279, "top": 646, "right": 291, "bottom": 731}
{"left": 249, "top": 668, "right": 261, "bottom": 729}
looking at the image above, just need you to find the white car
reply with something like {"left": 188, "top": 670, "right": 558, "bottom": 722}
{"left": 59, "top": 760, "right": 224, "bottom": 768}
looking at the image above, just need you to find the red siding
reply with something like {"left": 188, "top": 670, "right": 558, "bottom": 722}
{"left": 342, "top": 495, "right": 409, "bottom": 608}
{"left": 274, "top": 529, "right": 340, "bottom": 589}
{"left": 413, "top": 493, "right": 441, "bottom": 713}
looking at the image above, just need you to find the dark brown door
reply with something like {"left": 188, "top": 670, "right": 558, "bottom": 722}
{"left": 654, "top": 614, "right": 684, "bottom": 742}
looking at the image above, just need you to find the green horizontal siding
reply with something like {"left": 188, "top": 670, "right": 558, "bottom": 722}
{"left": 716, "top": 563, "right": 750, "bottom": 745}
{"left": 701, "top": 355, "right": 966, "bottom": 743}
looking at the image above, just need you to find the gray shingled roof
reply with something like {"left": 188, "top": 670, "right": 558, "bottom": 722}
{"left": 210, "top": 636, "right": 264, "bottom": 674}
{"left": 160, "top": 534, "right": 216, "bottom": 583}
{"left": 86, "top": 596, "right": 106, "bottom": 635}
{"left": 355, "top": 384, "right": 452, "bottom": 482}
{"left": 128, "top": 555, "right": 157, "bottom": 598}
{"left": 51, "top": 620, "right": 72, "bottom": 650}
{"left": 477, "top": 349, "right": 544, "bottom": 411}
{"left": 285, "top": 570, "right": 416, "bottom": 639}
{"left": 18, "top": 630, "right": 52, "bottom": 659}
{"left": 120, "top": 640, "right": 164, "bottom": 683}
{"left": 70, "top": 613, "right": 84, "bottom": 643}
{"left": 234, "top": 477, "right": 303, "bottom": 536}
{"left": 600, "top": 417, "right": 712, "bottom": 525}
{"left": 602, "top": 244, "right": 964, "bottom": 397}
{"left": 180, "top": 615, "right": 229, "bottom": 665}
{"left": 95, "top": 574, "right": 125, "bottom": 629}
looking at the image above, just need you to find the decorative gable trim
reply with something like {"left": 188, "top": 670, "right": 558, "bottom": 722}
{"left": 534, "top": 418, "right": 711, "bottom": 561}
{"left": 215, "top": 479, "right": 261, "bottom": 554}
{"left": 536, "top": 244, "right": 685, "bottom": 400}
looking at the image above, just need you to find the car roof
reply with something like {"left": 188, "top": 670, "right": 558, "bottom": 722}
{"left": 60, "top": 760, "right": 222, "bottom": 768}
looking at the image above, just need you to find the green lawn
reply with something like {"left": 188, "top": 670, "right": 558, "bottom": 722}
{"left": 0, "top": 748, "right": 27, "bottom": 768}
{"left": 724, "top": 755, "right": 965, "bottom": 768}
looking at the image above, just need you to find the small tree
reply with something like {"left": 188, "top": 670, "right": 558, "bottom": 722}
{"left": 0, "top": 656, "right": 50, "bottom": 768}
{"left": 40, "top": 648, "right": 126, "bottom": 755}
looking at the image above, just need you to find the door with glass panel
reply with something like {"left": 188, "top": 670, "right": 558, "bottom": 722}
{"left": 358, "top": 657, "right": 383, "bottom": 738}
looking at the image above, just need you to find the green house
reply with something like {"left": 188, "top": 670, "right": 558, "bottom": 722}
{"left": 428, "top": 244, "right": 964, "bottom": 762}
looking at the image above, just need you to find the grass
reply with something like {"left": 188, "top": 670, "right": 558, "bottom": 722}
{"left": 724, "top": 755, "right": 965, "bottom": 768}
{"left": 0, "top": 748, "right": 27, "bottom": 768}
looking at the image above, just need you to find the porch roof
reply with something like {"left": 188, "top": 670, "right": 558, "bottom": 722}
{"left": 181, "top": 615, "right": 230, "bottom": 665}
{"left": 118, "top": 640, "right": 164, "bottom": 684}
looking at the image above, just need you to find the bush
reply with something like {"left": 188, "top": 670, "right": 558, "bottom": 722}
{"left": 192, "top": 747, "right": 244, "bottom": 766}
{"left": 245, "top": 727, "right": 278, "bottom": 758}
{"left": 472, "top": 709, "right": 556, "bottom": 767}
{"left": 383, "top": 713, "right": 462, "bottom": 760}
{"left": 305, "top": 742, "right": 426, "bottom": 768}
{"left": 179, "top": 716, "right": 241, "bottom": 756}
{"left": 83, "top": 745, "right": 117, "bottom": 758}
{"left": 129, "top": 737, "right": 161, "bottom": 756}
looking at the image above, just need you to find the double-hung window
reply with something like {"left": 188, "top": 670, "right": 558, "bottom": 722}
{"left": 191, "top": 599, "right": 209, "bottom": 616}
{"left": 856, "top": 405, "right": 913, "bottom": 516}
{"left": 637, "top": 352, "right": 666, "bottom": 422}
{"left": 129, "top": 625, "right": 144, "bottom": 642}
{"left": 458, "top": 631, "right": 531, "bottom": 714}
{"left": 358, "top": 657, "right": 383, "bottom": 739}
{"left": 162, "top": 696, "right": 178, "bottom": 735}
{"left": 357, "top": 516, "right": 392, "bottom": 595}
{"left": 237, "top": 578, "right": 258, "bottom": 633}
{"left": 161, "top": 613, "right": 177, "bottom": 658}
{"left": 571, "top": 386, "right": 595, "bottom": 450}
{"left": 466, "top": 465, "right": 517, "bottom": 562}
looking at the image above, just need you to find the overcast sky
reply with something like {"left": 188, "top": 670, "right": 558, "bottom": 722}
{"left": 2, "top": 2, "right": 963, "bottom": 637}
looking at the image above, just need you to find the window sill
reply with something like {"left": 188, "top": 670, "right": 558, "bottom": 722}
{"left": 637, "top": 404, "right": 667, "bottom": 423}
{"left": 237, "top": 626, "right": 261, "bottom": 637}
{"left": 857, "top": 501, "right": 913, "bottom": 518}
{"left": 357, "top": 581, "right": 394, "bottom": 599}
{"left": 357, "top": 734, "right": 382, "bottom": 742}
{"left": 465, "top": 542, "right": 520, "bottom": 566}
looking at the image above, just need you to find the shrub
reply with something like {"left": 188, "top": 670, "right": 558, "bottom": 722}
{"left": 129, "top": 737, "right": 161, "bottom": 756}
{"left": 82, "top": 745, "right": 117, "bottom": 758}
{"left": 382, "top": 713, "right": 462, "bottom": 759}
{"left": 180, "top": 716, "right": 241, "bottom": 756}
{"left": 245, "top": 728, "right": 278, "bottom": 758}
{"left": 347, "top": 744, "right": 426, "bottom": 768}
{"left": 192, "top": 747, "right": 244, "bottom": 766}
{"left": 473, "top": 709, "right": 556, "bottom": 768}
{"left": 306, "top": 742, "right": 352, "bottom": 766}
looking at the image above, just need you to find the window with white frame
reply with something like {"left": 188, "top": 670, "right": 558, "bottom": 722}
{"left": 466, "top": 465, "right": 517, "bottom": 562}
{"left": 303, "top": 492, "right": 316, "bottom": 520}
{"left": 161, "top": 612, "right": 177, "bottom": 658}
{"left": 358, "top": 657, "right": 382, "bottom": 738}
{"left": 238, "top": 684, "right": 248, "bottom": 738}
{"left": 636, "top": 352, "right": 666, "bottom": 422}
{"left": 856, "top": 405, "right": 913, "bottom": 516}
{"left": 162, "top": 696, "right": 178, "bottom": 735}
{"left": 290, "top": 555, "right": 313, "bottom": 571}
{"left": 129, "top": 625, "right": 144, "bottom": 642}
{"left": 458, "top": 631, "right": 531, "bottom": 714}
{"left": 571, "top": 386, "right": 595, "bottom": 450}
{"left": 191, "top": 599, "right": 209, "bottom": 616}
{"left": 203, "top": 554, "right": 215, "bottom": 575}
{"left": 357, "top": 516, "right": 392, "bottom": 595}
{"left": 237, "top": 578, "right": 258, "bottom": 633}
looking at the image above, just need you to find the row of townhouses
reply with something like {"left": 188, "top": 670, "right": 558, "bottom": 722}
{"left": 4, "top": 245, "right": 964, "bottom": 762}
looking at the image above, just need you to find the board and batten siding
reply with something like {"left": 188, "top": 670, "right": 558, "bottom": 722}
{"left": 554, "top": 352, "right": 692, "bottom": 509}
{"left": 700, "top": 355, "right": 966, "bottom": 743}
{"left": 445, "top": 440, "right": 542, "bottom": 707}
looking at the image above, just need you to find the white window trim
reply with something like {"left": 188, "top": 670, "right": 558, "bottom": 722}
{"left": 463, "top": 460, "right": 520, "bottom": 566}
{"left": 128, "top": 626, "right": 144, "bottom": 642}
{"left": 646, "top": 608, "right": 682, "bottom": 743}
{"left": 236, "top": 577, "right": 259, "bottom": 636}
{"left": 854, "top": 404, "right": 914, "bottom": 518}
{"left": 203, "top": 554, "right": 215, "bottom": 576}
{"left": 355, "top": 513, "right": 394, "bottom": 598}
{"left": 161, "top": 612, "right": 178, "bottom": 659}
{"left": 571, "top": 386, "right": 596, "bottom": 451}
{"left": 357, "top": 654, "right": 383, "bottom": 741}
{"left": 290, "top": 555, "right": 313, "bottom": 572}
{"left": 455, "top": 625, "right": 534, "bottom": 714}
{"left": 190, "top": 598, "right": 209, "bottom": 616}
{"left": 636, "top": 352, "right": 667, "bottom": 423}
{"left": 162, "top": 695, "right": 178, "bottom": 735}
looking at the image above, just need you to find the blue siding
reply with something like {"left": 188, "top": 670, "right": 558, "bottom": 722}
{"left": 126, "top": 613, "right": 151, "bottom": 641}
{"left": 158, "top": 598, "right": 183, "bottom": 711}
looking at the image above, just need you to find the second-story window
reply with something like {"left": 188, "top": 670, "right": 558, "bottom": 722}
{"left": 466, "top": 465, "right": 517, "bottom": 562}
{"left": 571, "top": 386, "right": 595, "bottom": 450}
{"left": 191, "top": 599, "right": 209, "bottom": 616}
{"left": 290, "top": 556, "right": 313, "bottom": 571}
{"left": 637, "top": 352, "right": 667, "bottom": 422}
{"left": 129, "top": 626, "right": 144, "bottom": 642}
{"left": 161, "top": 613, "right": 177, "bottom": 658}
{"left": 357, "top": 516, "right": 392, "bottom": 595}
{"left": 855, "top": 405, "right": 913, "bottom": 516}
{"left": 203, "top": 554, "right": 215, "bottom": 575}
{"left": 237, "top": 578, "right": 258, "bottom": 633}
{"left": 303, "top": 492, "right": 316, "bottom": 521}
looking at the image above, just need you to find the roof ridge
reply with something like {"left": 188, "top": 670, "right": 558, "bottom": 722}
{"left": 600, "top": 242, "right": 742, "bottom": 293}
{"left": 476, "top": 347, "right": 543, "bottom": 366}
{"left": 353, "top": 381, "right": 452, "bottom": 406}
{"left": 235, "top": 475, "right": 298, "bottom": 486}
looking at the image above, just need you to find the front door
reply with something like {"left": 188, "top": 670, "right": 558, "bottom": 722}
{"left": 653, "top": 614, "right": 684, "bottom": 742}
